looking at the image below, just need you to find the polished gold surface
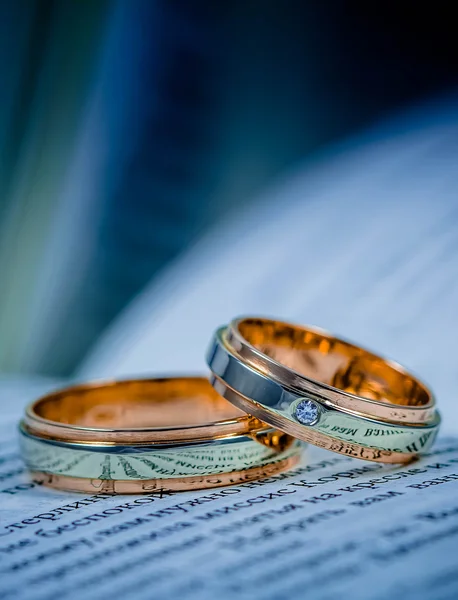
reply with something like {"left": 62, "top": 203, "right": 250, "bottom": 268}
{"left": 212, "top": 375, "right": 426, "bottom": 464}
{"left": 20, "top": 376, "right": 300, "bottom": 493}
{"left": 228, "top": 317, "right": 436, "bottom": 424}
{"left": 24, "top": 377, "right": 264, "bottom": 445}
{"left": 28, "top": 450, "right": 301, "bottom": 494}
{"left": 20, "top": 423, "right": 298, "bottom": 479}
{"left": 206, "top": 318, "right": 440, "bottom": 464}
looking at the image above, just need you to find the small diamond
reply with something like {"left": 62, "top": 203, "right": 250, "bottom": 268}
{"left": 294, "top": 399, "right": 320, "bottom": 425}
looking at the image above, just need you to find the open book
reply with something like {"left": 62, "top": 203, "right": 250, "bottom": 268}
{"left": 1, "top": 94, "right": 458, "bottom": 599}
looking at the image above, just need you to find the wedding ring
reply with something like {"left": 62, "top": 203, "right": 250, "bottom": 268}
{"left": 20, "top": 377, "right": 301, "bottom": 494}
{"left": 206, "top": 318, "right": 440, "bottom": 464}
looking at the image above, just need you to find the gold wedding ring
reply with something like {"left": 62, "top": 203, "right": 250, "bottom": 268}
{"left": 20, "top": 377, "right": 301, "bottom": 494}
{"left": 19, "top": 317, "right": 441, "bottom": 492}
{"left": 206, "top": 317, "right": 440, "bottom": 464}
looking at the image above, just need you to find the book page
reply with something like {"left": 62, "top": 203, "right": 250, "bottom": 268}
{"left": 3, "top": 97, "right": 458, "bottom": 600}
{"left": 79, "top": 95, "right": 458, "bottom": 438}
{"left": 1, "top": 380, "right": 458, "bottom": 600}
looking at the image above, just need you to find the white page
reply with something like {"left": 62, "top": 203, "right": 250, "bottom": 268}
{"left": 79, "top": 94, "right": 458, "bottom": 434}
{"left": 3, "top": 95, "right": 458, "bottom": 600}
{"left": 1, "top": 379, "right": 458, "bottom": 600}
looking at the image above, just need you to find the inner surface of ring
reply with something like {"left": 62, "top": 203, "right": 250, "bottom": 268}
{"left": 33, "top": 378, "right": 247, "bottom": 428}
{"left": 237, "top": 319, "right": 430, "bottom": 407}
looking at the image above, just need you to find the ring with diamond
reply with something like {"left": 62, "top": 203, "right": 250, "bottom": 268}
{"left": 224, "top": 317, "right": 436, "bottom": 425}
{"left": 206, "top": 320, "right": 440, "bottom": 463}
{"left": 19, "top": 377, "right": 301, "bottom": 494}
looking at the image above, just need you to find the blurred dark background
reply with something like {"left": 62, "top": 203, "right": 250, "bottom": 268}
{"left": 0, "top": 0, "right": 456, "bottom": 376}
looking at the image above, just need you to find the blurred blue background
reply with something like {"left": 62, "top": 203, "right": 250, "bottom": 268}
{"left": 0, "top": 0, "right": 457, "bottom": 376}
